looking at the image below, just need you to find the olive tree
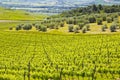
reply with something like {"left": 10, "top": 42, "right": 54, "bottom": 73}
{"left": 97, "top": 18, "right": 103, "bottom": 25}
{"left": 68, "top": 25, "right": 74, "bottom": 32}
{"left": 40, "top": 26, "right": 47, "bottom": 32}
{"left": 74, "top": 26, "right": 79, "bottom": 33}
{"left": 16, "top": 24, "right": 22, "bottom": 31}
{"left": 107, "top": 17, "right": 112, "bottom": 23}
{"left": 88, "top": 16, "right": 96, "bottom": 23}
{"left": 82, "top": 27, "right": 86, "bottom": 33}
{"left": 23, "top": 24, "right": 32, "bottom": 30}
{"left": 110, "top": 24, "right": 117, "bottom": 32}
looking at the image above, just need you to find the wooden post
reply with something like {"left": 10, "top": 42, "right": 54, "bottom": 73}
{"left": 28, "top": 62, "right": 30, "bottom": 80}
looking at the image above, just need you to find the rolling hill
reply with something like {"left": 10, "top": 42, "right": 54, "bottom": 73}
{"left": 1, "top": 0, "right": 120, "bottom": 14}
{"left": 0, "top": 7, "right": 46, "bottom": 20}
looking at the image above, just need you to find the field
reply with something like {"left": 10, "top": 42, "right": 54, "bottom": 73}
{"left": 0, "top": 7, "right": 46, "bottom": 20}
{"left": 0, "top": 22, "right": 120, "bottom": 80}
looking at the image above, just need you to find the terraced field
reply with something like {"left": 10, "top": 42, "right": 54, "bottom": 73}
{"left": 0, "top": 28, "right": 120, "bottom": 80}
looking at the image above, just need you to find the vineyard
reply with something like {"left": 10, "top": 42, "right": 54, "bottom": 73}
{"left": 0, "top": 31, "right": 120, "bottom": 80}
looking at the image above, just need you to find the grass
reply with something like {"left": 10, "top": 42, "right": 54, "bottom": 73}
{"left": 0, "top": 7, "right": 47, "bottom": 21}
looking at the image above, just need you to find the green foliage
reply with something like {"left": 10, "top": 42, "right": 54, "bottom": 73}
{"left": 110, "top": 24, "right": 117, "bottom": 32}
{"left": 82, "top": 27, "right": 86, "bottom": 33}
{"left": 102, "top": 15, "right": 107, "bottom": 21}
{"left": 68, "top": 25, "right": 74, "bottom": 32}
{"left": 23, "top": 24, "right": 32, "bottom": 30}
{"left": 48, "top": 23, "right": 55, "bottom": 29}
{"left": 89, "top": 16, "right": 96, "bottom": 23}
{"left": 9, "top": 27, "right": 13, "bottom": 30}
{"left": 60, "top": 22, "right": 64, "bottom": 27}
{"left": 40, "top": 26, "right": 47, "bottom": 32}
{"left": 101, "top": 25, "right": 107, "bottom": 32}
{"left": 78, "top": 23, "right": 84, "bottom": 29}
{"left": 74, "top": 26, "right": 79, "bottom": 33}
{"left": 107, "top": 17, "right": 112, "bottom": 23}
{"left": 35, "top": 24, "right": 41, "bottom": 30}
{"left": 85, "top": 24, "right": 90, "bottom": 31}
{"left": 97, "top": 18, "right": 103, "bottom": 25}
{"left": 16, "top": 24, "right": 22, "bottom": 30}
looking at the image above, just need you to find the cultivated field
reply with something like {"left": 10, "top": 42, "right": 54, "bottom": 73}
{"left": 0, "top": 22, "right": 120, "bottom": 80}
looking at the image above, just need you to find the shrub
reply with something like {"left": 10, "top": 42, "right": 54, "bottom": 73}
{"left": 35, "top": 24, "right": 41, "bottom": 30}
{"left": 73, "top": 19, "right": 77, "bottom": 25}
{"left": 110, "top": 24, "right": 116, "bottom": 32}
{"left": 101, "top": 25, "right": 107, "bottom": 32}
{"left": 112, "top": 13, "right": 119, "bottom": 18}
{"left": 113, "top": 18, "right": 119, "bottom": 23}
{"left": 82, "top": 27, "right": 86, "bottom": 33}
{"left": 66, "top": 19, "right": 74, "bottom": 24}
{"left": 23, "top": 24, "right": 32, "bottom": 30}
{"left": 102, "top": 16, "right": 106, "bottom": 21}
{"left": 9, "top": 27, "right": 13, "bottom": 30}
{"left": 60, "top": 22, "right": 64, "bottom": 27}
{"left": 88, "top": 16, "right": 96, "bottom": 23}
{"left": 48, "top": 23, "right": 55, "bottom": 29}
{"left": 97, "top": 18, "right": 103, "bottom": 25}
{"left": 74, "top": 26, "right": 79, "bottom": 33}
{"left": 40, "top": 26, "right": 47, "bottom": 32}
{"left": 118, "top": 12, "right": 120, "bottom": 16}
{"left": 55, "top": 24, "right": 59, "bottom": 29}
{"left": 107, "top": 17, "right": 112, "bottom": 23}
{"left": 32, "top": 23, "right": 36, "bottom": 26}
{"left": 68, "top": 25, "right": 74, "bottom": 32}
{"left": 16, "top": 25, "right": 22, "bottom": 31}
{"left": 104, "top": 24, "right": 108, "bottom": 29}
{"left": 78, "top": 23, "right": 84, "bottom": 29}
{"left": 85, "top": 24, "right": 90, "bottom": 31}
{"left": 83, "top": 20, "right": 89, "bottom": 24}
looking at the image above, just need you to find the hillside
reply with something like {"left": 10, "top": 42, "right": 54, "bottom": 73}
{"left": 1, "top": 0, "right": 120, "bottom": 14}
{"left": 14, "top": 4, "right": 120, "bottom": 34}
{"left": 0, "top": 7, "right": 46, "bottom": 20}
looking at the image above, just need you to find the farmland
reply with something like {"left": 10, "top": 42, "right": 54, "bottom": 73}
{"left": 0, "top": 7, "right": 46, "bottom": 20}
{"left": 0, "top": 24, "right": 120, "bottom": 80}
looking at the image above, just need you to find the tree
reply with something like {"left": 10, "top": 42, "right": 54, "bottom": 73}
{"left": 74, "top": 26, "right": 79, "bottom": 33}
{"left": 40, "top": 26, "right": 47, "bottom": 32}
{"left": 92, "top": 4, "right": 98, "bottom": 11}
{"left": 98, "top": 4, "right": 103, "bottom": 10}
{"left": 102, "top": 15, "right": 107, "bottom": 21}
{"left": 110, "top": 24, "right": 116, "bottom": 32}
{"left": 35, "top": 24, "right": 41, "bottom": 30}
{"left": 48, "top": 23, "right": 55, "bottom": 29}
{"left": 85, "top": 24, "right": 90, "bottom": 31}
{"left": 82, "top": 27, "right": 86, "bottom": 33}
{"left": 23, "top": 24, "right": 32, "bottom": 30}
{"left": 60, "top": 22, "right": 64, "bottom": 27}
{"left": 9, "top": 27, "right": 13, "bottom": 30}
{"left": 68, "top": 25, "right": 74, "bottom": 32}
{"left": 16, "top": 24, "right": 22, "bottom": 31}
{"left": 78, "top": 23, "right": 84, "bottom": 29}
{"left": 89, "top": 16, "right": 96, "bottom": 23}
{"left": 101, "top": 25, "right": 106, "bottom": 32}
{"left": 107, "top": 17, "right": 112, "bottom": 23}
{"left": 97, "top": 18, "right": 103, "bottom": 25}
